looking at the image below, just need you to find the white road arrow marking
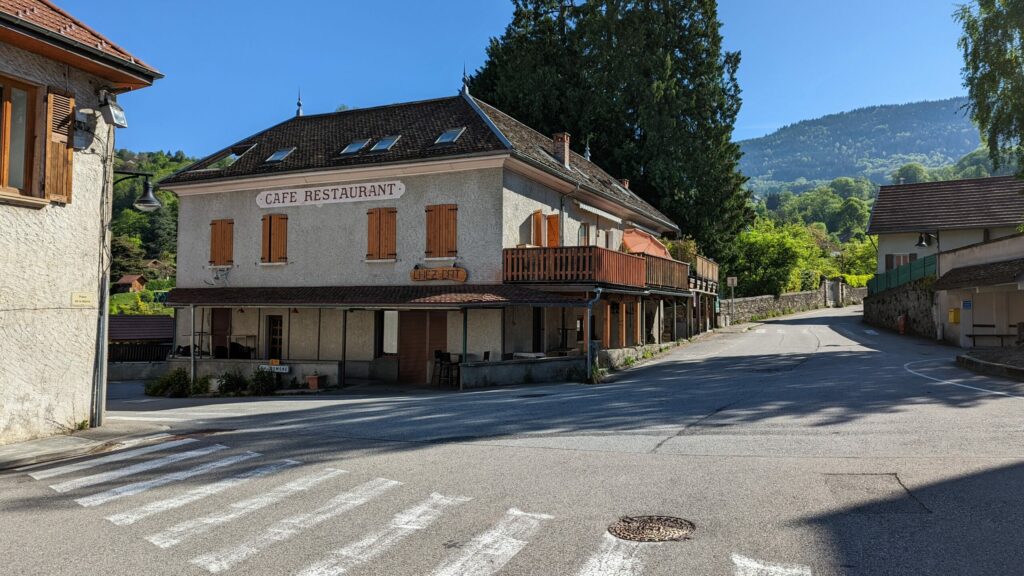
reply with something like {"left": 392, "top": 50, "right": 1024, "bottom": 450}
{"left": 732, "top": 553, "right": 812, "bottom": 576}
{"left": 574, "top": 532, "right": 648, "bottom": 576}
{"left": 107, "top": 459, "right": 299, "bottom": 526}
{"left": 147, "top": 467, "right": 346, "bottom": 548}
{"left": 76, "top": 451, "right": 259, "bottom": 507}
{"left": 49, "top": 444, "right": 226, "bottom": 493}
{"left": 863, "top": 329, "right": 878, "bottom": 336}
{"left": 28, "top": 436, "right": 190, "bottom": 480}
{"left": 190, "top": 477, "right": 401, "bottom": 573}
{"left": 296, "top": 492, "right": 471, "bottom": 576}
{"left": 429, "top": 507, "right": 554, "bottom": 576}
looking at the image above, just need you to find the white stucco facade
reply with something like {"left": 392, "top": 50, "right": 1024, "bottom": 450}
{"left": 876, "top": 227, "right": 1018, "bottom": 273}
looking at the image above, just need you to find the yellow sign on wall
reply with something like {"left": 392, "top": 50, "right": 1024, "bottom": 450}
{"left": 71, "top": 292, "right": 96, "bottom": 308}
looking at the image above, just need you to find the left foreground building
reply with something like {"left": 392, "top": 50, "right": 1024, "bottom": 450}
{"left": 0, "top": 0, "right": 160, "bottom": 444}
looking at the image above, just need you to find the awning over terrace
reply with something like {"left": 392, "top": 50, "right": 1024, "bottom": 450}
{"left": 933, "top": 257, "right": 1024, "bottom": 291}
{"left": 622, "top": 228, "right": 672, "bottom": 259}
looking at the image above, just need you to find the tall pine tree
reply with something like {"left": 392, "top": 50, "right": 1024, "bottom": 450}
{"left": 470, "top": 0, "right": 751, "bottom": 262}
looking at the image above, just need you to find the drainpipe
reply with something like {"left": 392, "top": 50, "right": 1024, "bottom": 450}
{"left": 585, "top": 288, "right": 603, "bottom": 382}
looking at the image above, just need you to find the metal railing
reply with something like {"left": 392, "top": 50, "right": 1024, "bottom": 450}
{"left": 867, "top": 254, "right": 937, "bottom": 295}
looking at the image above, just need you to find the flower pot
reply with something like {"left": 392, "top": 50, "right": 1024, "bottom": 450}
{"left": 306, "top": 374, "right": 326, "bottom": 390}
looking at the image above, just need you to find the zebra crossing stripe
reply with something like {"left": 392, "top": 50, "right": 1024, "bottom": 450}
{"left": 296, "top": 492, "right": 472, "bottom": 576}
{"left": 190, "top": 477, "right": 402, "bottom": 573}
{"left": 75, "top": 451, "right": 260, "bottom": 507}
{"left": 146, "top": 467, "right": 347, "bottom": 549}
{"left": 49, "top": 444, "right": 227, "bottom": 493}
{"left": 28, "top": 437, "right": 195, "bottom": 480}
{"left": 428, "top": 508, "right": 554, "bottom": 576}
{"left": 107, "top": 459, "right": 299, "bottom": 526}
{"left": 574, "top": 532, "right": 648, "bottom": 576}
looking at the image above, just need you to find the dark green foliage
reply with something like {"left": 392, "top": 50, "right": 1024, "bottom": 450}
{"left": 248, "top": 369, "right": 277, "bottom": 396}
{"left": 190, "top": 376, "right": 211, "bottom": 396}
{"left": 218, "top": 370, "right": 249, "bottom": 395}
{"left": 470, "top": 0, "right": 751, "bottom": 262}
{"left": 145, "top": 368, "right": 191, "bottom": 397}
{"left": 741, "top": 97, "right": 980, "bottom": 192}
{"left": 110, "top": 235, "right": 145, "bottom": 281}
{"left": 957, "top": 0, "right": 1024, "bottom": 175}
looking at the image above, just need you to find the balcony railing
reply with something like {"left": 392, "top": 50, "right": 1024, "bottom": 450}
{"left": 644, "top": 254, "right": 690, "bottom": 291}
{"left": 693, "top": 255, "right": 719, "bottom": 283}
{"left": 503, "top": 246, "right": 646, "bottom": 288}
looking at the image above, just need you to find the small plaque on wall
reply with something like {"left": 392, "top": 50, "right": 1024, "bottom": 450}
{"left": 71, "top": 292, "right": 96, "bottom": 308}
{"left": 411, "top": 266, "right": 467, "bottom": 282}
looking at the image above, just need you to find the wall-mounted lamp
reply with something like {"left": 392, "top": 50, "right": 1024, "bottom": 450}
{"left": 99, "top": 89, "right": 128, "bottom": 128}
{"left": 114, "top": 170, "right": 161, "bottom": 213}
{"left": 915, "top": 232, "right": 938, "bottom": 248}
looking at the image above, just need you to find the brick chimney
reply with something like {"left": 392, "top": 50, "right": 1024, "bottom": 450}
{"left": 552, "top": 132, "right": 570, "bottom": 168}
{"left": 620, "top": 178, "right": 630, "bottom": 189}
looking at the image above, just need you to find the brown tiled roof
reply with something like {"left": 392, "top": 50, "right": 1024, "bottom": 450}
{"left": 166, "top": 284, "right": 588, "bottom": 308}
{"left": 933, "top": 257, "right": 1024, "bottom": 291}
{"left": 473, "top": 98, "right": 678, "bottom": 233}
{"left": 868, "top": 176, "right": 1024, "bottom": 234}
{"left": 0, "top": 0, "right": 159, "bottom": 74}
{"left": 161, "top": 96, "right": 508, "bottom": 185}
{"left": 108, "top": 315, "right": 174, "bottom": 342}
{"left": 115, "top": 274, "right": 145, "bottom": 285}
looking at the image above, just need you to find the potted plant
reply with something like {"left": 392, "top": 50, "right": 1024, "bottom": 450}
{"left": 306, "top": 371, "right": 326, "bottom": 391}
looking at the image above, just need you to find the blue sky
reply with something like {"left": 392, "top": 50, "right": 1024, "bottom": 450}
{"left": 59, "top": 0, "right": 967, "bottom": 156}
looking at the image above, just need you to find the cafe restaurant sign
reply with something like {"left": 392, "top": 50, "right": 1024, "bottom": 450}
{"left": 256, "top": 180, "right": 405, "bottom": 209}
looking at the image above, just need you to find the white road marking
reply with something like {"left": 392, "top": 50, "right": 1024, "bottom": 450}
{"left": 28, "top": 436, "right": 192, "bottom": 480}
{"left": 106, "top": 416, "right": 190, "bottom": 422}
{"left": 574, "top": 532, "right": 648, "bottom": 576}
{"left": 107, "top": 459, "right": 299, "bottom": 526}
{"left": 76, "top": 451, "right": 259, "bottom": 507}
{"left": 146, "top": 467, "right": 347, "bottom": 548}
{"left": 801, "top": 329, "right": 810, "bottom": 335}
{"left": 755, "top": 329, "right": 766, "bottom": 334}
{"left": 296, "top": 492, "right": 471, "bottom": 576}
{"left": 776, "top": 329, "right": 786, "bottom": 334}
{"left": 50, "top": 443, "right": 227, "bottom": 493}
{"left": 190, "top": 477, "right": 401, "bottom": 573}
{"left": 428, "top": 507, "right": 554, "bottom": 576}
{"left": 732, "top": 553, "right": 812, "bottom": 575}
{"left": 863, "top": 329, "right": 878, "bottom": 336}
{"left": 904, "top": 360, "right": 1024, "bottom": 400}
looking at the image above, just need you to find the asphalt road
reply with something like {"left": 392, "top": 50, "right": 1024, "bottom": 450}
{"left": 3, "top": 305, "right": 1024, "bottom": 576}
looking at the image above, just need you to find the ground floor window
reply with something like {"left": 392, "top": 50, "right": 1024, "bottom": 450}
{"left": 266, "top": 315, "right": 283, "bottom": 359}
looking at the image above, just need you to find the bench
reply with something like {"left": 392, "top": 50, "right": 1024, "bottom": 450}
{"left": 966, "top": 323, "right": 1023, "bottom": 347}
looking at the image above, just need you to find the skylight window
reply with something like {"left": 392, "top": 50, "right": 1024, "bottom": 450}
{"left": 435, "top": 127, "right": 466, "bottom": 145}
{"left": 265, "top": 147, "right": 296, "bottom": 164}
{"left": 370, "top": 135, "right": 401, "bottom": 152}
{"left": 340, "top": 138, "right": 371, "bottom": 156}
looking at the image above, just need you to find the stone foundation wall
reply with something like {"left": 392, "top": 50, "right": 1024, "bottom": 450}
{"left": 863, "top": 278, "right": 935, "bottom": 338}
{"left": 720, "top": 282, "right": 867, "bottom": 325}
{"left": 459, "top": 356, "right": 587, "bottom": 388}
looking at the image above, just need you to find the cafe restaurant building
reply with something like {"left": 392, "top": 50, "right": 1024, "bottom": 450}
{"left": 161, "top": 86, "right": 719, "bottom": 387}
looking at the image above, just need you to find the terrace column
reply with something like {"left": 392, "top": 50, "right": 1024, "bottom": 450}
{"left": 602, "top": 299, "right": 611, "bottom": 350}
{"left": 461, "top": 309, "right": 468, "bottom": 391}
{"left": 634, "top": 298, "right": 642, "bottom": 345}
{"left": 618, "top": 298, "right": 627, "bottom": 348}
{"left": 672, "top": 299, "right": 678, "bottom": 341}
{"left": 340, "top": 309, "right": 348, "bottom": 388}
{"left": 189, "top": 305, "right": 197, "bottom": 382}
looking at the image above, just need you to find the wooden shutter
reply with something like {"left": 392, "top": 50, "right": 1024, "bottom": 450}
{"left": 426, "top": 204, "right": 457, "bottom": 257}
{"left": 271, "top": 214, "right": 288, "bottom": 262}
{"left": 261, "top": 214, "right": 271, "bottom": 263}
{"left": 546, "top": 214, "right": 560, "bottom": 247}
{"left": 382, "top": 207, "right": 397, "bottom": 258}
{"left": 367, "top": 208, "right": 381, "bottom": 259}
{"left": 210, "top": 219, "right": 234, "bottom": 265}
{"left": 223, "top": 220, "right": 234, "bottom": 264}
{"left": 531, "top": 210, "right": 544, "bottom": 246}
{"left": 44, "top": 89, "right": 74, "bottom": 203}
{"left": 884, "top": 254, "right": 894, "bottom": 271}
{"left": 425, "top": 205, "right": 437, "bottom": 257}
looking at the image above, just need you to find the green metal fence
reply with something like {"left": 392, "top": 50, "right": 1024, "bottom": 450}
{"left": 867, "top": 254, "right": 937, "bottom": 295}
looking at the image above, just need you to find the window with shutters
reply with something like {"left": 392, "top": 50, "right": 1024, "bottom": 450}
{"left": 578, "top": 223, "right": 590, "bottom": 247}
{"left": 529, "top": 211, "right": 562, "bottom": 247}
{"left": 0, "top": 74, "right": 40, "bottom": 202}
{"left": 209, "top": 219, "right": 234, "bottom": 266}
{"left": 425, "top": 204, "right": 457, "bottom": 258}
{"left": 366, "top": 207, "right": 397, "bottom": 260}
{"left": 261, "top": 213, "right": 289, "bottom": 263}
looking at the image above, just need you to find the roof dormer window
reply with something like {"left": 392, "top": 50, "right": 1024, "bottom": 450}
{"left": 339, "top": 138, "right": 371, "bottom": 156}
{"left": 434, "top": 127, "right": 465, "bottom": 145}
{"left": 369, "top": 135, "right": 401, "bottom": 152}
{"left": 264, "top": 147, "right": 296, "bottom": 164}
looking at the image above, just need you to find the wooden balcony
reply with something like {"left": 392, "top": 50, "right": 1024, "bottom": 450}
{"left": 690, "top": 254, "right": 719, "bottom": 292}
{"left": 644, "top": 254, "right": 690, "bottom": 291}
{"left": 503, "top": 246, "right": 646, "bottom": 289}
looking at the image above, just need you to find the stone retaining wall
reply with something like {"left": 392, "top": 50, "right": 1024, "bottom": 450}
{"left": 720, "top": 282, "right": 867, "bottom": 325}
{"left": 863, "top": 278, "right": 935, "bottom": 338}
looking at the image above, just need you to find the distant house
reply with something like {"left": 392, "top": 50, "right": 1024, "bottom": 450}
{"left": 0, "top": 1, "right": 160, "bottom": 444}
{"left": 868, "top": 176, "right": 1024, "bottom": 273}
{"left": 113, "top": 274, "right": 147, "bottom": 293}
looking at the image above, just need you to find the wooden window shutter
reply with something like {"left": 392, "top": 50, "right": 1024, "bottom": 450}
{"left": 261, "top": 214, "right": 272, "bottom": 262}
{"left": 442, "top": 204, "right": 457, "bottom": 256}
{"left": 209, "top": 220, "right": 233, "bottom": 265}
{"left": 367, "top": 208, "right": 382, "bottom": 259}
{"left": 531, "top": 210, "right": 544, "bottom": 246}
{"left": 382, "top": 207, "right": 397, "bottom": 259}
{"left": 271, "top": 214, "right": 288, "bottom": 262}
{"left": 425, "top": 204, "right": 456, "bottom": 257}
{"left": 224, "top": 220, "right": 234, "bottom": 264}
{"left": 44, "top": 89, "right": 74, "bottom": 203}
{"left": 884, "top": 254, "right": 894, "bottom": 271}
{"left": 546, "top": 214, "right": 560, "bottom": 247}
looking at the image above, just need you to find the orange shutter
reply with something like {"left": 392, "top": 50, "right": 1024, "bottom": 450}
{"left": 546, "top": 214, "right": 560, "bottom": 247}
{"left": 261, "top": 214, "right": 271, "bottom": 263}
{"left": 425, "top": 205, "right": 438, "bottom": 257}
{"left": 44, "top": 89, "right": 74, "bottom": 203}
{"left": 271, "top": 214, "right": 288, "bottom": 262}
{"left": 531, "top": 210, "right": 544, "bottom": 246}
{"left": 382, "top": 207, "right": 397, "bottom": 258}
{"left": 441, "top": 204, "right": 457, "bottom": 256}
{"left": 210, "top": 221, "right": 218, "bottom": 264}
{"left": 366, "top": 208, "right": 381, "bottom": 259}
{"left": 222, "top": 220, "right": 234, "bottom": 264}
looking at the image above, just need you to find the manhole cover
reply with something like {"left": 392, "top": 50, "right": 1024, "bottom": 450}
{"left": 607, "top": 516, "right": 695, "bottom": 542}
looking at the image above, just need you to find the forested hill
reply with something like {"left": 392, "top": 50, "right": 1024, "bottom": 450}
{"left": 739, "top": 97, "right": 980, "bottom": 193}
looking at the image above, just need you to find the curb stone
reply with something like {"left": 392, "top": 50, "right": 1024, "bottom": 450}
{"left": 956, "top": 354, "right": 1024, "bottom": 382}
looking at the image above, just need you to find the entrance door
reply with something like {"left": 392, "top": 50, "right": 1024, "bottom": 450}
{"left": 266, "top": 315, "right": 283, "bottom": 360}
{"left": 398, "top": 311, "right": 449, "bottom": 385}
{"left": 211, "top": 308, "right": 231, "bottom": 358}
